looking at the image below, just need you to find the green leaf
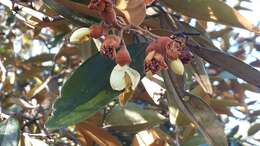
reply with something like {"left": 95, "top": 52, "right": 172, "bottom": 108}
{"left": 46, "top": 53, "right": 116, "bottom": 129}
{"left": 248, "top": 123, "right": 260, "bottom": 136}
{"left": 183, "top": 135, "right": 206, "bottom": 146}
{"left": 43, "top": 0, "right": 100, "bottom": 26}
{"left": 178, "top": 21, "right": 260, "bottom": 88}
{"left": 0, "top": 118, "right": 20, "bottom": 146}
{"left": 189, "top": 55, "right": 213, "bottom": 94}
{"left": 46, "top": 43, "right": 147, "bottom": 129}
{"left": 177, "top": 21, "right": 218, "bottom": 51}
{"left": 210, "top": 99, "right": 243, "bottom": 107}
{"left": 189, "top": 44, "right": 260, "bottom": 88}
{"left": 104, "top": 102, "right": 166, "bottom": 132}
{"left": 186, "top": 93, "right": 228, "bottom": 146}
{"left": 162, "top": 0, "right": 260, "bottom": 33}
{"left": 162, "top": 70, "right": 228, "bottom": 146}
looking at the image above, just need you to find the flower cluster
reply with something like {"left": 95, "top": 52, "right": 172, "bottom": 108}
{"left": 88, "top": 0, "right": 132, "bottom": 66}
{"left": 101, "top": 35, "right": 134, "bottom": 91}
{"left": 88, "top": 0, "right": 117, "bottom": 25}
{"left": 144, "top": 36, "right": 193, "bottom": 76}
{"left": 69, "top": 0, "right": 137, "bottom": 92}
{"left": 69, "top": 0, "right": 194, "bottom": 92}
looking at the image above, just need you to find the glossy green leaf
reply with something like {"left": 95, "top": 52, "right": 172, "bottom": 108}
{"left": 189, "top": 44, "right": 260, "bottom": 88}
{"left": 43, "top": 0, "right": 99, "bottom": 26}
{"left": 186, "top": 93, "right": 228, "bottom": 146}
{"left": 179, "top": 21, "right": 260, "bottom": 88}
{"left": 0, "top": 118, "right": 20, "bottom": 146}
{"left": 179, "top": 18, "right": 260, "bottom": 88}
{"left": 104, "top": 102, "right": 166, "bottom": 132}
{"left": 162, "top": 70, "right": 228, "bottom": 146}
{"left": 46, "top": 43, "right": 147, "bottom": 129}
{"left": 162, "top": 0, "right": 260, "bottom": 33}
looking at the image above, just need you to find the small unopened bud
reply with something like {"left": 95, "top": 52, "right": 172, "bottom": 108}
{"left": 169, "top": 58, "right": 184, "bottom": 75}
{"left": 115, "top": 46, "right": 132, "bottom": 66}
{"left": 70, "top": 28, "right": 91, "bottom": 43}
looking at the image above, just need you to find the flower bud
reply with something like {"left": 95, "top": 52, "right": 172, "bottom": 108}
{"left": 169, "top": 58, "right": 184, "bottom": 75}
{"left": 110, "top": 65, "right": 140, "bottom": 91}
{"left": 70, "top": 27, "right": 91, "bottom": 44}
{"left": 90, "top": 24, "right": 104, "bottom": 39}
{"left": 115, "top": 46, "right": 132, "bottom": 66}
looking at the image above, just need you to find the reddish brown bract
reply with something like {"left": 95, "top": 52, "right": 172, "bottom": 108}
{"left": 88, "top": 0, "right": 106, "bottom": 11}
{"left": 146, "top": 37, "right": 172, "bottom": 56}
{"left": 100, "top": 8, "right": 117, "bottom": 24}
{"left": 166, "top": 35, "right": 186, "bottom": 60}
{"left": 144, "top": 51, "right": 167, "bottom": 74}
{"left": 101, "top": 35, "right": 121, "bottom": 59}
{"left": 144, "top": 36, "right": 191, "bottom": 75}
{"left": 179, "top": 49, "right": 193, "bottom": 64}
{"left": 88, "top": 0, "right": 116, "bottom": 25}
{"left": 90, "top": 25, "right": 104, "bottom": 39}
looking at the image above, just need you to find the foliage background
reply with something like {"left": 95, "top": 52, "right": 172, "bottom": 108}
{"left": 0, "top": 0, "right": 260, "bottom": 146}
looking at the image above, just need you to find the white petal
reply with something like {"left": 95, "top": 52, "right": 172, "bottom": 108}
{"left": 110, "top": 65, "right": 141, "bottom": 91}
{"left": 125, "top": 66, "right": 140, "bottom": 90}
{"left": 110, "top": 65, "right": 127, "bottom": 91}
{"left": 70, "top": 27, "right": 90, "bottom": 43}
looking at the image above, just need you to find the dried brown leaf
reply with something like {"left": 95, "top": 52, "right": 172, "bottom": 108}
{"left": 116, "top": 0, "right": 146, "bottom": 25}
{"left": 132, "top": 129, "right": 166, "bottom": 146}
{"left": 76, "top": 122, "right": 121, "bottom": 146}
{"left": 162, "top": 0, "right": 260, "bottom": 33}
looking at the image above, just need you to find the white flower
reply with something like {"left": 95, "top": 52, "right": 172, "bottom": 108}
{"left": 110, "top": 65, "right": 140, "bottom": 91}
{"left": 69, "top": 27, "right": 91, "bottom": 43}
